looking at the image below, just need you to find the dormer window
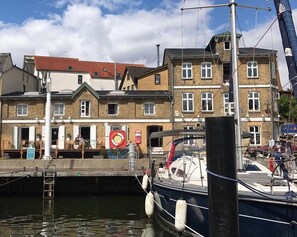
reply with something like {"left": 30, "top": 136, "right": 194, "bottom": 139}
{"left": 68, "top": 66, "right": 74, "bottom": 70}
{"left": 94, "top": 72, "right": 99, "bottom": 77}
{"left": 224, "top": 41, "right": 231, "bottom": 50}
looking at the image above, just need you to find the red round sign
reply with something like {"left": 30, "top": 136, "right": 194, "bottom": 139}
{"left": 109, "top": 130, "right": 127, "bottom": 148}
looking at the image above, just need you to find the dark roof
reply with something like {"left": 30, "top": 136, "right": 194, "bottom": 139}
{"left": 164, "top": 48, "right": 213, "bottom": 59}
{"left": 0, "top": 89, "right": 172, "bottom": 100}
{"left": 164, "top": 47, "right": 276, "bottom": 60}
{"left": 126, "top": 66, "right": 154, "bottom": 78}
{"left": 239, "top": 47, "right": 277, "bottom": 55}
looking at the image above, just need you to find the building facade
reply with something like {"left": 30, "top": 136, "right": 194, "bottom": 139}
{"left": 0, "top": 83, "right": 172, "bottom": 156}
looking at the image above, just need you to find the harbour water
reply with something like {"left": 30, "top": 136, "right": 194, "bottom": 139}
{"left": 0, "top": 195, "right": 174, "bottom": 237}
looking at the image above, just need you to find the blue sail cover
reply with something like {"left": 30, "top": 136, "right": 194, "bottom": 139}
{"left": 274, "top": 0, "right": 297, "bottom": 97}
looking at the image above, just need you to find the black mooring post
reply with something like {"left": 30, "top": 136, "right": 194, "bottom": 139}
{"left": 205, "top": 116, "right": 239, "bottom": 237}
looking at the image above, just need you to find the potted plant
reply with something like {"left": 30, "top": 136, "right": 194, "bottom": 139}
{"left": 36, "top": 133, "right": 41, "bottom": 141}
{"left": 66, "top": 133, "right": 71, "bottom": 142}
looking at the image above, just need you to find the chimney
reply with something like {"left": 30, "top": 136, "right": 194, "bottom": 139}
{"left": 156, "top": 44, "right": 160, "bottom": 67}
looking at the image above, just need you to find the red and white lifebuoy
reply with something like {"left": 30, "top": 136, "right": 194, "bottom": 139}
{"left": 109, "top": 130, "right": 127, "bottom": 148}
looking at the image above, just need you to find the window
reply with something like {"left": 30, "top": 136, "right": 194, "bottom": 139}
{"left": 182, "top": 93, "right": 194, "bottom": 112}
{"left": 182, "top": 63, "right": 192, "bottom": 79}
{"left": 78, "top": 75, "right": 83, "bottom": 84}
{"left": 17, "top": 104, "right": 28, "bottom": 116}
{"left": 111, "top": 125, "right": 122, "bottom": 131}
{"left": 201, "top": 62, "right": 212, "bottom": 79}
{"left": 108, "top": 103, "right": 118, "bottom": 115}
{"left": 155, "top": 74, "right": 161, "bottom": 84}
{"left": 250, "top": 126, "right": 261, "bottom": 145}
{"left": 54, "top": 103, "right": 65, "bottom": 116}
{"left": 224, "top": 41, "right": 231, "bottom": 50}
{"left": 223, "top": 63, "right": 230, "bottom": 83}
{"left": 184, "top": 126, "right": 195, "bottom": 145}
{"left": 247, "top": 61, "right": 258, "bottom": 78}
{"left": 144, "top": 103, "right": 155, "bottom": 115}
{"left": 201, "top": 92, "right": 213, "bottom": 112}
{"left": 80, "top": 101, "right": 90, "bottom": 117}
{"left": 248, "top": 92, "right": 260, "bottom": 111}
{"left": 223, "top": 93, "right": 234, "bottom": 115}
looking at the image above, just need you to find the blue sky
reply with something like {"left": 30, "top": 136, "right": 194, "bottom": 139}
{"left": 0, "top": 0, "right": 296, "bottom": 88}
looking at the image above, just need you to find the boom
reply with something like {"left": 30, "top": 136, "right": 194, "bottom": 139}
{"left": 274, "top": 0, "right": 297, "bottom": 97}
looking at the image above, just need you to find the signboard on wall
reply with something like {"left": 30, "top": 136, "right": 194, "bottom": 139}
{"left": 109, "top": 130, "right": 127, "bottom": 148}
{"left": 26, "top": 148, "right": 35, "bottom": 160}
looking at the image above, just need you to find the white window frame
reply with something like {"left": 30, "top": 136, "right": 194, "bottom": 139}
{"left": 53, "top": 103, "right": 65, "bottom": 116}
{"left": 223, "top": 93, "right": 234, "bottom": 115}
{"left": 17, "top": 104, "right": 28, "bottom": 116}
{"left": 224, "top": 41, "right": 231, "bottom": 50}
{"left": 155, "top": 74, "right": 161, "bottom": 84}
{"left": 182, "top": 62, "right": 193, "bottom": 79}
{"left": 184, "top": 126, "right": 195, "bottom": 145}
{"left": 108, "top": 103, "right": 119, "bottom": 115}
{"left": 80, "top": 100, "right": 90, "bottom": 117}
{"left": 144, "top": 103, "right": 155, "bottom": 115}
{"left": 201, "top": 62, "right": 212, "bottom": 79}
{"left": 182, "top": 93, "right": 194, "bottom": 112}
{"left": 201, "top": 92, "right": 213, "bottom": 112}
{"left": 248, "top": 92, "right": 260, "bottom": 112}
{"left": 249, "top": 126, "right": 261, "bottom": 145}
{"left": 247, "top": 61, "right": 258, "bottom": 78}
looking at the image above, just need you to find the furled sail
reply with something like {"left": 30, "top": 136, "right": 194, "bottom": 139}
{"left": 274, "top": 0, "right": 297, "bottom": 97}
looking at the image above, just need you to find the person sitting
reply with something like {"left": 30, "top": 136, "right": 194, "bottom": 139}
{"left": 74, "top": 134, "right": 84, "bottom": 149}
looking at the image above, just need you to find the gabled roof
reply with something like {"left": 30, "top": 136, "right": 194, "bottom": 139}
{"left": 72, "top": 82, "right": 99, "bottom": 99}
{"left": 119, "top": 66, "right": 154, "bottom": 89}
{"left": 33, "top": 55, "right": 144, "bottom": 80}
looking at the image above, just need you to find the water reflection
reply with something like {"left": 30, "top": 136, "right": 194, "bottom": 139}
{"left": 0, "top": 195, "right": 173, "bottom": 237}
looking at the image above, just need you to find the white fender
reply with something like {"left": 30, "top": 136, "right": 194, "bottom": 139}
{"left": 154, "top": 192, "right": 163, "bottom": 212}
{"left": 145, "top": 191, "right": 154, "bottom": 217}
{"left": 142, "top": 174, "right": 149, "bottom": 190}
{"left": 175, "top": 199, "right": 187, "bottom": 232}
{"left": 141, "top": 223, "right": 154, "bottom": 237}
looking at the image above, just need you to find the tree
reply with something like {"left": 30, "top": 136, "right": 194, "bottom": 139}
{"left": 278, "top": 95, "right": 297, "bottom": 122}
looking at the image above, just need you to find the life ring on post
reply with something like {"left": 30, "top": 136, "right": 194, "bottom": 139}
{"left": 109, "top": 130, "right": 127, "bottom": 148}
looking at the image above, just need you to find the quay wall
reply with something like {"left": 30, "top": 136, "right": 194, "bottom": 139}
{"left": 0, "top": 158, "right": 150, "bottom": 173}
{"left": 0, "top": 158, "right": 155, "bottom": 196}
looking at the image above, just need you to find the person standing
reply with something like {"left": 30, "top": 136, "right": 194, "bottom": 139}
{"left": 268, "top": 137, "right": 275, "bottom": 158}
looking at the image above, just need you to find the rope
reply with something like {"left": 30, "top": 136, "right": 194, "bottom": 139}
{"left": 134, "top": 174, "right": 203, "bottom": 236}
{"left": 206, "top": 168, "right": 297, "bottom": 203}
{"left": 0, "top": 174, "right": 30, "bottom": 187}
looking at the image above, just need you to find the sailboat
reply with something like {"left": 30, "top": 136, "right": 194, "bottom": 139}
{"left": 144, "top": 0, "right": 297, "bottom": 236}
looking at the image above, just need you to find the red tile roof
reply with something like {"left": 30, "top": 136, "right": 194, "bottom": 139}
{"left": 34, "top": 55, "right": 144, "bottom": 79}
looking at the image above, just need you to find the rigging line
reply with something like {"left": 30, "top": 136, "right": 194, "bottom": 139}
{"left": 195, "top": 0, "right": 201, "bottom": 48}
{"left": 228, "top": 15, "right": 279, "bottom": 90}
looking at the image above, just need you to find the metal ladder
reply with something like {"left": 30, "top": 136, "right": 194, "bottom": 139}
{"left": 43, "top": 164, "right": 56, "bottom": 199}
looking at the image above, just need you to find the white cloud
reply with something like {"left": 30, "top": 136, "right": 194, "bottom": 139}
{"left": 0, "top": 0, "right": 295, "bottom": 89}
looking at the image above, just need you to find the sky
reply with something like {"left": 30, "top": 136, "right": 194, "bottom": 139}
{"left": 0, "top": 0, "right": 297, "bottom": 89}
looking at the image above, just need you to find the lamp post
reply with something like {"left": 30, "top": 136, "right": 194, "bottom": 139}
{"left": 43, "top": 72, "right": 52, "bottom": 160}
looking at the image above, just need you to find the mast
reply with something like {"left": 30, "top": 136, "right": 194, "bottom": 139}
{"left": 230, "top": 0, "right": 243, "bottom": 170}
{"left": 182, "top": 1, "right": 269, "bottom": 170}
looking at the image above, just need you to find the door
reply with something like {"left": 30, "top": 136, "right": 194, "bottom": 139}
{"left": 51, "top": 128, "right": 59, "bottom": 147}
